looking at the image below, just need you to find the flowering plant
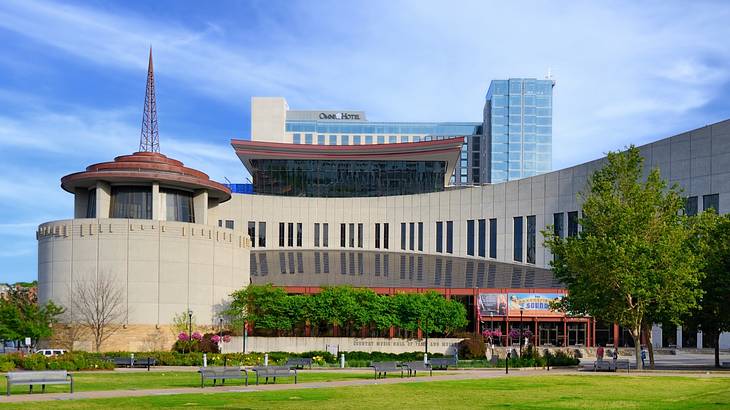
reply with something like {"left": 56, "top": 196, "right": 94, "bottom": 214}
{"left": 178, "top": 332, "right": 190, "bottom": 341}
{"left": 222, "top": 335, "right": 231, "bottom": 343}
{"left": 191, "top": 331, "right": 203, "bottom": 341}
{"left": 509, "top": 328, "right": 521, "bottom": 339}
{"left": 482, "top": 329, "right": 503, "bottom": 339}
{"left": 211, "top": 335, "right": 221, "bottom": 343}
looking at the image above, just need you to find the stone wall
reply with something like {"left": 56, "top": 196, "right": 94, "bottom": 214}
{"left": 220, "top": 336, "right": 463, "bottom": 355}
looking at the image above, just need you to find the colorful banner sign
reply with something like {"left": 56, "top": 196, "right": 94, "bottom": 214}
{"left": 477, "top": 293, "right": 508, "bottom": 316}
{"left": 507, "top": 293, "right": 564, "bottom": 317}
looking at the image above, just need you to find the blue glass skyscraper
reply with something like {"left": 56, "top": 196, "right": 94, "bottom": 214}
{"left": 485, "top": 78, "right": 554, "bottom": 183}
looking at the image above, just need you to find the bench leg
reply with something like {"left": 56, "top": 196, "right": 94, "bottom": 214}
{"left": 294, "top": 374, "right": 297, "bottom": 384}
{"left": 42, "top": 384, "right": 46, "bottom": 393}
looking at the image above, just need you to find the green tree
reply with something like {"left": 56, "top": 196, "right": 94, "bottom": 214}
{"left": 227, "top": 284, "right": 292, "bottom": 334}
{"left": 0, "top": 284, "right": 64, "bottom": 348}
{"left": 687, "top": 211, "right": 730, "bottom": 367}
{"left": 543, "top": 146, "right": 702, "bottom": 369}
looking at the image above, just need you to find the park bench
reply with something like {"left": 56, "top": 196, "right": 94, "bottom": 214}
{"left": 5, "top": 371, "right": 73, "bottom": 396}
{"left": 403, "top": 361, "right": 432, "bottom": 377}
{"left": 613, "top": 360, "right": 631, "bottom": 373}
{"left": 592, "top": 360, "right": 612, "bottom": 372}
{"left": 285, "top": 357, "right": 313, "bottom": 369}
{"left": 106, "top": 356, "right": 157, "bottom": 371}
{"left": 199, "top": 366, "right": 248, "bottom": 388}
{"left": 371, "top": 361, "right": 404, "bottom": 379}
{"left": 251, "top": 366, "right": 297, "bottom": 385}
{"left": 429, "top": 356, "right": 458, "bottom": 370}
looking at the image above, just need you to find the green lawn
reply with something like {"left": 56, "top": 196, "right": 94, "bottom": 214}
{"left": 1, "top": 375, "right": 729, "bottom": 409}
{"left": 0, "top": 369, "right": 412, "bottom": 395}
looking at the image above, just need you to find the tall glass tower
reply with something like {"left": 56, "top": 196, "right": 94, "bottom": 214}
{"left": 485, "top": 78, "right": 554, "bottom": 183}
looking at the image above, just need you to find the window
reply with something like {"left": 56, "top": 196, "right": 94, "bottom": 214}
{"left": 466, "top": 220, "right": 475, "bottom": 256}
{"left": 401, "top": 223, "right": 406, "bottom": 250}
{"left": 418, "top": 222, "right": 423, "bottom": 251}
{"left": 553, "top": 213, "right": 564, "bottom": 238}
{"left": 409, "top": 222, "right": 415, "bottom": 251}
{"left": 389, "top": 136, "right": 397, "bottom": 143}
{"left": 305, "top": 134, "right": 313, "bottom": 144}
{"left": 341, "top": 135, "right": 349, "bottom": 145}
{"left": 568, "top": 211, "right": 579, "bottom": 237}
{"left": 329, "top": 135, "right": 337, "bottom": 145}
{"left": 288, "top": 222, "right": 294, "bottom": 247}
{"left": 685, "top": 196, "right": 698, "bottom": 216}
{"left": 527, "top": 215, "right": 536, "bottom": 264}
{"left": 323, "top": 223, "right": 329, "bottom": 247}
{"left": 383, "top": 223, "right": 389, "bottom": 249}
{"left": 353, "top": 135, "right": 361, "bottom": 145}
{"left": 318, "top": 134, "right": 325, "bottom": 145}
{"left": 248, "top": 221, "right": 256, "bottom": 248}
{"left": 293, "top": 133, "right": 301, "bottom": 144}
{"left": 365, "top": 135, "right": 373, "bottom": 144}
{"left": 296, "top": 223, "right": 302, "bottom": 247}
{"left": 163, "top": 188, "right": 195, "bottom": 223}
{"left": 349, "top": 223, "right": 355, "bottom": 248}
{"left": 436, "top": 222, "right": 443, "bottom": 253}
{"left": 489, "top": 219, "right": 497, "bottom": 258}
{"left": 377, "top": 135, "right": 385, "bottom": 144}
{"left": 341, "top": 224, "right": 346, "bottom": 247}
{"left": 375, "top": 223, "right": 381, "bottom": 248}
{"left": 446, "top": 221, "right": 453, "bottom": 254}
{"left": 279, "top": 223, "right": 285, "bottom": 247}
{"left": 85, "top": 188, "right": 96, "bottom": 218}
{"left": 314, "top": 223, "right": 320, "bottom": 247}
{"left": 478, "top": 219, "right": 486, "bottom": 257}
{"left": 110, "top": 186, "right": 152, "bottom": 219}
{"left": 357, "top": 223, "right": 363, "bottom": 248}
{"left": 703, "top": 194, "right": 719, "bottom": 212}
{"left": 514, "top": 217, "right": 523, "bottom": 262}
{"left": 225, "top": 220, "right": 234, "bottom": 230}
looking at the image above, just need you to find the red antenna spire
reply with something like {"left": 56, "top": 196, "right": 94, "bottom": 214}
{"left": 139, "top": 47, "right": 160, "bottom": 152}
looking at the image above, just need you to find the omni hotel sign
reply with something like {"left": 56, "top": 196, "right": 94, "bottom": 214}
{"left": 318, "top": 112, "right": 362, "bottom": 120}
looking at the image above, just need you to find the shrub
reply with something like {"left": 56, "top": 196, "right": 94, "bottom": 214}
{"left": 457, "top": 336, "right": 486, "bottom": 359}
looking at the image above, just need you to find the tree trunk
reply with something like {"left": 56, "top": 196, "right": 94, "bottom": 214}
{"left": 642, "top": 322, "right": 655, "bottom": 369}
{"left": 715, "top": 333, "right": 721, "bottom": 368}
{"left": 631, "top": 327, "right": 642, "bottom": 370}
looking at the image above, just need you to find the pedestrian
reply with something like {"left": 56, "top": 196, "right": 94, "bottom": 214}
{"left": 641, "top": 348, "right": 646, "bottom": 368}
{"left": 596, "top": 345, "right": 604, "bottom": 362}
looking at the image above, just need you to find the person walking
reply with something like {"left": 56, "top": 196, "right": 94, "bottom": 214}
{"left": 596, "top": 345, "right": 605, "bottom": 362}
{"left": 641, "top": 348, "right": 647, "bottom": 368}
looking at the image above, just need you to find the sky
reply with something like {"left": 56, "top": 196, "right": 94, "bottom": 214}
{"left": 1, "top": 0, "right": 729, "bottom": 283}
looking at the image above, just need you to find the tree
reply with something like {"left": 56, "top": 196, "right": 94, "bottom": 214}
{"left": 227, "top": 284, "right": 291, "bottom": 334}
{"left": 70, "top": 274, "right": 126, "bottom": 352}
{"left": 687, "top": 211, "right": 730, "bottom": 367}
{"left": 543, "top": 146, "right": 702, "bottom": 370}
{"left": 0, "top": 284, "right": 63, "bottom": 348}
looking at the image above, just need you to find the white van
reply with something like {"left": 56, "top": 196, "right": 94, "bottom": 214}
{"left": 35, "top": 349, "right": 66, "bottom": 357}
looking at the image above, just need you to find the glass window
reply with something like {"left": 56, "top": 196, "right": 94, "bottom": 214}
{"left": 353, "top": 135, "right": 361, "bottom": 145}
{"left": 568, "top": 211, "right": 579, "bottom": 237}
{"left": 446, "top": 221, "right": 453, "bottom": 254}
{"left": 225, "top": 220, "right": 234, "bottom": 230}
{"left": 365, "top": 135, "right": 373, "bottom": 144}
{"left": 413, "top": 136, "right": 421, "bottom": 143}
{"left": 279, "top": 223, "right": 285, "bottom": 247}
{"left": 318, "top": 134, "right": 325, "bottom": 145}
{"left": 341, "top": 223, "right": 346, "bottom": 247}
{"left": 703, "top": 194, "right": 719, "bottom": 212}
{"left": 293, "top": 133, "right": 301, "bottom": 144}
{"left": 383, "top": 223, "right": 389, "bottom": 249}
{"left": 489, "top": 218, "right": 497, "bottom": 258}
{"left": 329, "top": 135, "right": 337, "bottom": 145}
{"left": 409, "top": 222, "right": 415, "bottom": 251}
{"left": 248, "top": 221, "right": 256, "bottom": 248}
{"left": 478, "top": 219, "right": 486, "bottom": 257}
{"left": 685, "top": 196, "right": 698, "bottom": 216}
{"left": 554, "top": 212, "right": 564, "bottom": 238}
{"left": 288, "top": 222, "right": 294, "bottom": 247}
{"left": 466, "top": 220, "right": 475, "bottom": 256}
{"left": 418, "top": 222, "right": 423, "bottom": 251}
{"left": 436, "top": 222, "right": 443, "bottom": 253}
{"left": 349, "top": 223, "right": 355, "bottom": 248}
{"left": 85, "top": 188, "right": 96, "bottom": 218}
{"left": 314, "top": 223, "right": 320, "bottom": 247}
{"left": 401, "top": 223, "right": 406, "bottom": 250}
{"left": 341, "top": 135, "right": 349, "bottom": 145}
{"left": 527, "top": 215, "right": 536, "bottom": 264}
{"left": 513, "top": 217, "right": 523, "bottom": 262}
{"left": 377, "top": 135, "right": 385, "bottom": 144}
{"left": 323, "top": 223, "right": 329, "bottom": 247}
{"left": 375, "top": 223, "right": 380, "bottom": 249}
{"left": 401, "top": 136, "right": 410, "bottom": 143}
{"left": 296, "top": 223, "right": 302, "bottom": 247}
{"left": 305, "top": 134, "right": 313, "bottom": 144}
{"left": 389, "top": 136, "right": 397, "bottom": 143}
{"left": 357, "top": 223, "right": 363, "bottom": 248}
{"left": 110, "top": 186, "right": 152, "bottom": 219}
{"left": 163, "top": 188, "right": 197, "bottom": 223}
{"left": 258, "top": 222, "right": 266, "bottom": 247}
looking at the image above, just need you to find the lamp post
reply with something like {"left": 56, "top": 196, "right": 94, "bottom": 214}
{"left": 519, "top": 307, "right": 524, "bottom": 356}
{"left": 187, "top": 309, "right": 193, "bottom": 354}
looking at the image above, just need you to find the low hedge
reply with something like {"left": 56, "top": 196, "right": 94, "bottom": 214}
{"left": 0, "top": 352, "right": 115, "bottom": 371}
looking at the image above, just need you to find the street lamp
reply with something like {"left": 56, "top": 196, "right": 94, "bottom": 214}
{"left": 187, "top": 310, "right": 193, "bottom": 338}
{"left": 519, "top": 307, "right": 524, "bottom": 356}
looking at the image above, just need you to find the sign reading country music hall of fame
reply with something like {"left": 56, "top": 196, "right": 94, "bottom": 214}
{"left": 507, "top": 293, "right": 564, "bottom": 317}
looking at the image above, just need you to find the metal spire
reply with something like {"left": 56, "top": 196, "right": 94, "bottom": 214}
{"left": 139, "top": 47, "right": 160, "bottom": 152}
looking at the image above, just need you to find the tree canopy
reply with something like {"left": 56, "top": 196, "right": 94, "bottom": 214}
{"left": 543, "top": 146, "right": 702, "bottom": 369}
{"left": 0, "top": 284, "right": 63, "bottom": 346}
{"left": 226, "top": 284, "right": 467, "bottom": 336}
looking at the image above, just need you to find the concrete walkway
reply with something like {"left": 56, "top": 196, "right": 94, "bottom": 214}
{"left": 1, "top": 368, "right": 728, "bottom": 404}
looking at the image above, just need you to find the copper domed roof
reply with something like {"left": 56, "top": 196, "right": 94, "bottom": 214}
{"left": 61, "top": 151, "right": 231, "bottom": 202}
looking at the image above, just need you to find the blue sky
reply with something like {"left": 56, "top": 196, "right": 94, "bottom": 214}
{"left": 1, "top": 0, "right": 729, "bottom": 283}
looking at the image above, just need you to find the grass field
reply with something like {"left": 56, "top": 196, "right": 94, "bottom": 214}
{"left": 1, "top": 375, "right": 729, "bottom": 409}
{"left": 0, "top": 369, "right": 415, "bottom": 395}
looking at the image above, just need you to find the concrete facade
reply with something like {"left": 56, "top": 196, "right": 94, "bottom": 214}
{"left": 220, "top": 336, "right": 463, "bottom": 355}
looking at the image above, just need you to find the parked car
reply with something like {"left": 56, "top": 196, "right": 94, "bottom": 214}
{"left": 35, "top": 349, "right": 66, "bottom": 357}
